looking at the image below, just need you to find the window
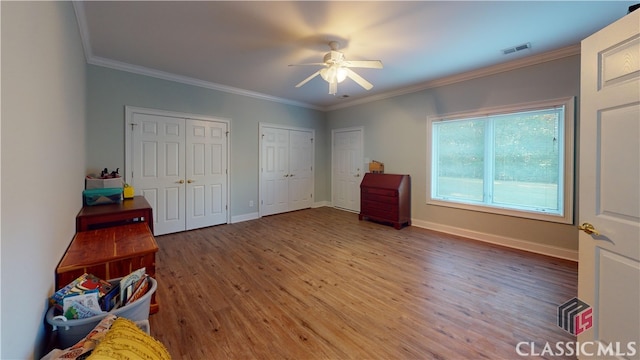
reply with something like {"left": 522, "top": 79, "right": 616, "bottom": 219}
{"left": 427, "top": 98, "right": 575, "bottom": 223}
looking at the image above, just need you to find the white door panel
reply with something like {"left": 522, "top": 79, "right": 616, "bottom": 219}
{"left": 289, "top": 130, "right": 313, "bottom": 211}
{"left": 332, "top": 128, "right": 363, "bottom": 212}
{"left": 578, "top": 10, "right": 639, "bottom": 358}
{"left": 132, "top": 113, "right": 186, "bottom": 235}
{"left": 261, "top": 127, "right": 290, "bottom": 216}
{"left": 186, "top": 120, "right": 228, "bottom": 230}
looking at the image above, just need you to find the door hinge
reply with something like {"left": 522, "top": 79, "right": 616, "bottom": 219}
{"left": 130, "top": 123, "right": 138, "bottom": 131}
{"left": 226, "top": 131, "right": 229, "bottom": 137}
{"left": 310, "top": 138, "right": 314, "bottom": 143}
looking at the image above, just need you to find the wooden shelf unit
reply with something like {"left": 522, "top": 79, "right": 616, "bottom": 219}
{"left": 76, "top": 196, "right": 154, "bottom": 233}
{"left": 56, "top": 223, "right": 159, "bottom": 314}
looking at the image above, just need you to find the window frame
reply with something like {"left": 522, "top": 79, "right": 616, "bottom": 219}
{"left": 426, "top": 97, "right": 575, "bottom": 224}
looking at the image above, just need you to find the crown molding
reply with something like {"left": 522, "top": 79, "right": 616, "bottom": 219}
{"left": 87, "top": 56, "right": 323, "bottom": 110}
{"left": 71, "top": 2, "right": 321, "bottom": 111}
{"left": 326, "top": 44, "right": 581, "bottom": 111}
{"left": 72, "top": 1, "right": 92, "bottom": 62}
{"left": 73, "top": 2, "right": 580, "bottom": 113}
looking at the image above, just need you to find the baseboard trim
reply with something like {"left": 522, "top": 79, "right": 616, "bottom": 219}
{"left": 230, "top": 208, "right": 577, "bottom": 261}
{"left": 411, "top": 218, "right": 578, "bottom": 262}
{"left": 231, "top": 212, "right": 260, "bottom": 223}
{"left": 312, "top": 201, "right": 332, "bottom": 208}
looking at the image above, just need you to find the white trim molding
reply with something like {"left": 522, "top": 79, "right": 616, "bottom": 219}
{"left": 411, "top": 218, "right": 578, "bottom": 262}
{"left": 231, "top": 212, "right": 260, "bottom": 224}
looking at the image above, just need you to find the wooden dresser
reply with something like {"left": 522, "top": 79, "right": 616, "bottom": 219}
{"left": 359, "top": 173, "right": 411, "bottom": 229}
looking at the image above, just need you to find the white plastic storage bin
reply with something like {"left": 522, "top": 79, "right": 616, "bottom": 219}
{"left": 85, "top": 177, "right": 124, "bottom": 189}
{"left": 46, "top": 277, "right": 156, "bottom": 348}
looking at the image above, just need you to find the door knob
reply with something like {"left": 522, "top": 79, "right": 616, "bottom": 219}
{"left": 177, "top": 179, "right": 185, "bottom": 184}
{"left": 187, "top": 179, "right": 194, "bottom": 184}
{"left": 284, "top": 174, "right": 289, "bottom": 177}
{"left": 355, "top": 174, "right": 360, "bottom": 177}
{"left": 578, "top": 222, "right": 600, "bottom": 236}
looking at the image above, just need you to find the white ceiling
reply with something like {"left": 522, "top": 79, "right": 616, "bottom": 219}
{"left": 75, "top": 1, "right": 635, "bottom": 110}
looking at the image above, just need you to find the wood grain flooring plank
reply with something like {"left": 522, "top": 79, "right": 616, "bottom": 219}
{"left": 149, "top": 207, "right": 578, "bottom": 359}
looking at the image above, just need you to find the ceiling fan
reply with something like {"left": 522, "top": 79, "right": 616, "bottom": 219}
{"left": 290, "top": 41, "right": 383, "bottom": 95}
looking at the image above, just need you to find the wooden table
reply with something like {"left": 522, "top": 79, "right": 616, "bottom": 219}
{"left": 56, "top": 223, "right": 159, "bottom": 313}
{"left": 76, "top": 196, "right": 154, "bottom": 233}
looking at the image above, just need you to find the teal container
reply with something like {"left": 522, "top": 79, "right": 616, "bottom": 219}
{"left": 83, "top": 187, "right": 122, "bottom": 206}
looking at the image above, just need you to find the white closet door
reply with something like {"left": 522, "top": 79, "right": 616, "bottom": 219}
{"left": 186, "top": 120, "right": 228, "bottom": 230}
{"left": 131, "top": 113, "right": 186, "bottom": 235}
{"left": 288, "top": 130, "right": 314, "bottom": 211}
{"left": 261, "top": 127, "right": 290, "bottom": 216}
{"left": 332, "top": 128, "right": 363, "bottom": 212}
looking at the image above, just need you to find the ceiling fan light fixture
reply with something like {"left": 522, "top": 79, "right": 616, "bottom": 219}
{"left": 291, "top": 41, "right": 381, "bottom": 95}
{"left": 320, "top": 66, "right": 347, "bottom": 83}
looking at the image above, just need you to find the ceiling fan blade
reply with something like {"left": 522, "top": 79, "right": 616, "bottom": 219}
{"left": 344, "top": 68, "right": 373, "bottom": 90}
{"left": 295, "top": 70, "right": 321, "bottom": 88}
{"left": 343, "top": 60, "right": 383, "bottom": 69}
{"left": 288, "top": 63, "right": 326, "bottom": 67}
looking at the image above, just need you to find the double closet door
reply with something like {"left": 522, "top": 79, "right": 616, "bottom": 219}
{"left": 126, "top": 107, "right": 229, "bottom": 236}
{"left": 260, "top": 124, "right": 314, "bottom": 216}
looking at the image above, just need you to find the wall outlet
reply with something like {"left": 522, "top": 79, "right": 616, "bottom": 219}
{"left": 249, "top": 200, "right": 254, "bottom": 207}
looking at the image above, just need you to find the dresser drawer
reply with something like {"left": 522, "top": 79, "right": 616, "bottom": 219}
{"left": 361, "top": 206, "right": 399, "bottom": 220}
{"left": 363, "top": 198, "right": 398, "bottom": 209}
{"left": 362, "top": 193, "right": 398, "bottom": 204}
{"left": 362, "top": 187, "right": 398, "bottom": 197}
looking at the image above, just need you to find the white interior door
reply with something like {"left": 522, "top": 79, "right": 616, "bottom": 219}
{"left": 261, "top": 126, "right": 290, "bottom": 216}
{"left": 186, "top": 120, "right": 228, "bottom": 230}
{"left": 332, "top": 128, "right": 363, "bottom": 212}
{"left": 260, "top": 124, "right": 314, "bottom": 216}
{"left": 127, "top": 107, "right": 230, "bottom": 236}
{"left": 288, "top": 130, "right": 314, "bottom": 211}
{"left": 131, "top": 112, "right": 186, "bottom": 235}
{"left": 578, "top": 9, "right": 639, "bottom": 357}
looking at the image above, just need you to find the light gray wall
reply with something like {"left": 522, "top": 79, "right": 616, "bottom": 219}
{"left": 1, "top": 2, "right": 87, "bottom": 358}
{"left": 86, "top": 65, "right": 329, "bottom": 217}
{"left": 327, "top": 55, "right": 580, "bottom": 253}
{"left": 0, "top": 4, "right": 581, "bottom": 357}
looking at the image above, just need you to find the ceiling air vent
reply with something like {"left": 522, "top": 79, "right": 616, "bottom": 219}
{"left": 502, "top": 42, "right": 531, "bottom": 55}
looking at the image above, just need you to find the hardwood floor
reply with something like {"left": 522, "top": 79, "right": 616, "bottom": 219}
{"left": 148, "top": 207, "right": 578, "bottom": 359}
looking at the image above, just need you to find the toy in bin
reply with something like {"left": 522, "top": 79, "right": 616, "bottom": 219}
{"left": 85, "top": 168, "right": 124, "bottom": 190}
